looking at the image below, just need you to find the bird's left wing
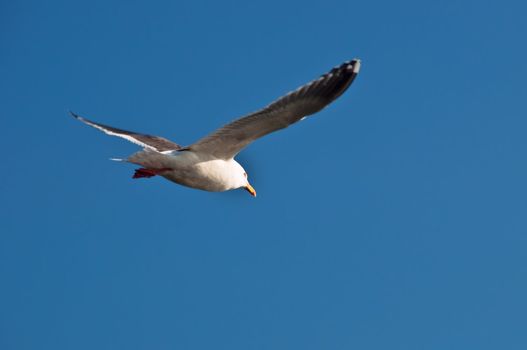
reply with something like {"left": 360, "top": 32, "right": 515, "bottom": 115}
{"left": 189, "top": 59, "right": 360, "bottom": 159}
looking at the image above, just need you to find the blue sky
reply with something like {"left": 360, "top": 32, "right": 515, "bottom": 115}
{"left": 2, "top": 0, "right": 527, "bottom": 349}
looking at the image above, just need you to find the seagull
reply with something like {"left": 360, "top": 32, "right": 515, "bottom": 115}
{"left": 72, "top": 59, "right": 361, "bottom": 197}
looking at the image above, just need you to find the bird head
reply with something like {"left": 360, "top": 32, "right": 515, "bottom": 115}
{"left": 242, "top": 171, "right": 256, "bottom": 197}
{"left": 230, "top": 160, "right": 256, "bottom": 197}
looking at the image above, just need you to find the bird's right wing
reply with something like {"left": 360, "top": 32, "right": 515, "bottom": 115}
{"left": 189, "top": 59, "right": 360, "bottom": 159}
{"left": 71, "top": 112, "right": 182, "bottom": 152}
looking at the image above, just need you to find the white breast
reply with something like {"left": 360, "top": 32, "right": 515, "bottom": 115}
{"left": 128, "top": 149, "right": 245, "bottom": 192}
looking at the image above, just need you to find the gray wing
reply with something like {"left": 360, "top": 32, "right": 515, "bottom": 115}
{"left": 71, "top": 112, "right": 182, "bottom": 152}
{"left": 190, "top": 59, "right": 361, "bottom": 159}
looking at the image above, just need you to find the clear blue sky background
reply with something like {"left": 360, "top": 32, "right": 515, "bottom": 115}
{"left": 2, "top": 0, "right": 527, "bottom": 349}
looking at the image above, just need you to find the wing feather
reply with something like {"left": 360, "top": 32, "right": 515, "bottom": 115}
{"left": 71, "top": 112, "right": 182, "bottom": 152}
{"left": 190, "top": 59, "right": 360, "bottom": 159}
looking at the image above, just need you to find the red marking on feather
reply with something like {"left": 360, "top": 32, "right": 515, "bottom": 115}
{"left": 132, "top": 168, "right": 172, "bottom": 179}
{"left": 133, "top": 168, "right": 156, "bottom": 178}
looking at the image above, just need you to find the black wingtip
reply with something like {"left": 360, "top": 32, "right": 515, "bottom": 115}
{"left": 340, "top": 59, "right": 361, "bottom": 75}
{"left": 70, "top": 111, "right": 88, "bottom": 123}
{"left": 308, "top": 58, "right": 360, "bottom": 103}
{"left": 349, "top": 58, "right": 361, "bottom": 74}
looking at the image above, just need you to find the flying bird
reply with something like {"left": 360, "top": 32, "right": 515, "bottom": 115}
{"left": 72, "top": 59, "right": 361, "bottom": 197}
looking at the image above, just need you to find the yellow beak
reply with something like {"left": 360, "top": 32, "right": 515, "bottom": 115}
{"left": 245, "top": 183, "right": 257, "bottom": 197}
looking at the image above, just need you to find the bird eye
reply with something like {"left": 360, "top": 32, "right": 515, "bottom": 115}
{"left": 243, "top": 172, "right": 247, "bottom": 178}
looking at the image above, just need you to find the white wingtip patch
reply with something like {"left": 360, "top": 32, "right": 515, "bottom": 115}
{"left": 352, "top": 59, "right": 361, "bottom": 73}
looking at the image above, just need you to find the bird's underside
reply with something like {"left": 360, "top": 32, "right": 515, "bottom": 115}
{"left": 72, "top": 58, "right": 361, "bottom": 196}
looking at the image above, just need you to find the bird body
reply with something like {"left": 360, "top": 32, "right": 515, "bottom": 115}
{"left": 73, "top": 59, "right": 361, "bottom": 197}
{"left": 127, "top": 149, "right": 248, "bottom": 192}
